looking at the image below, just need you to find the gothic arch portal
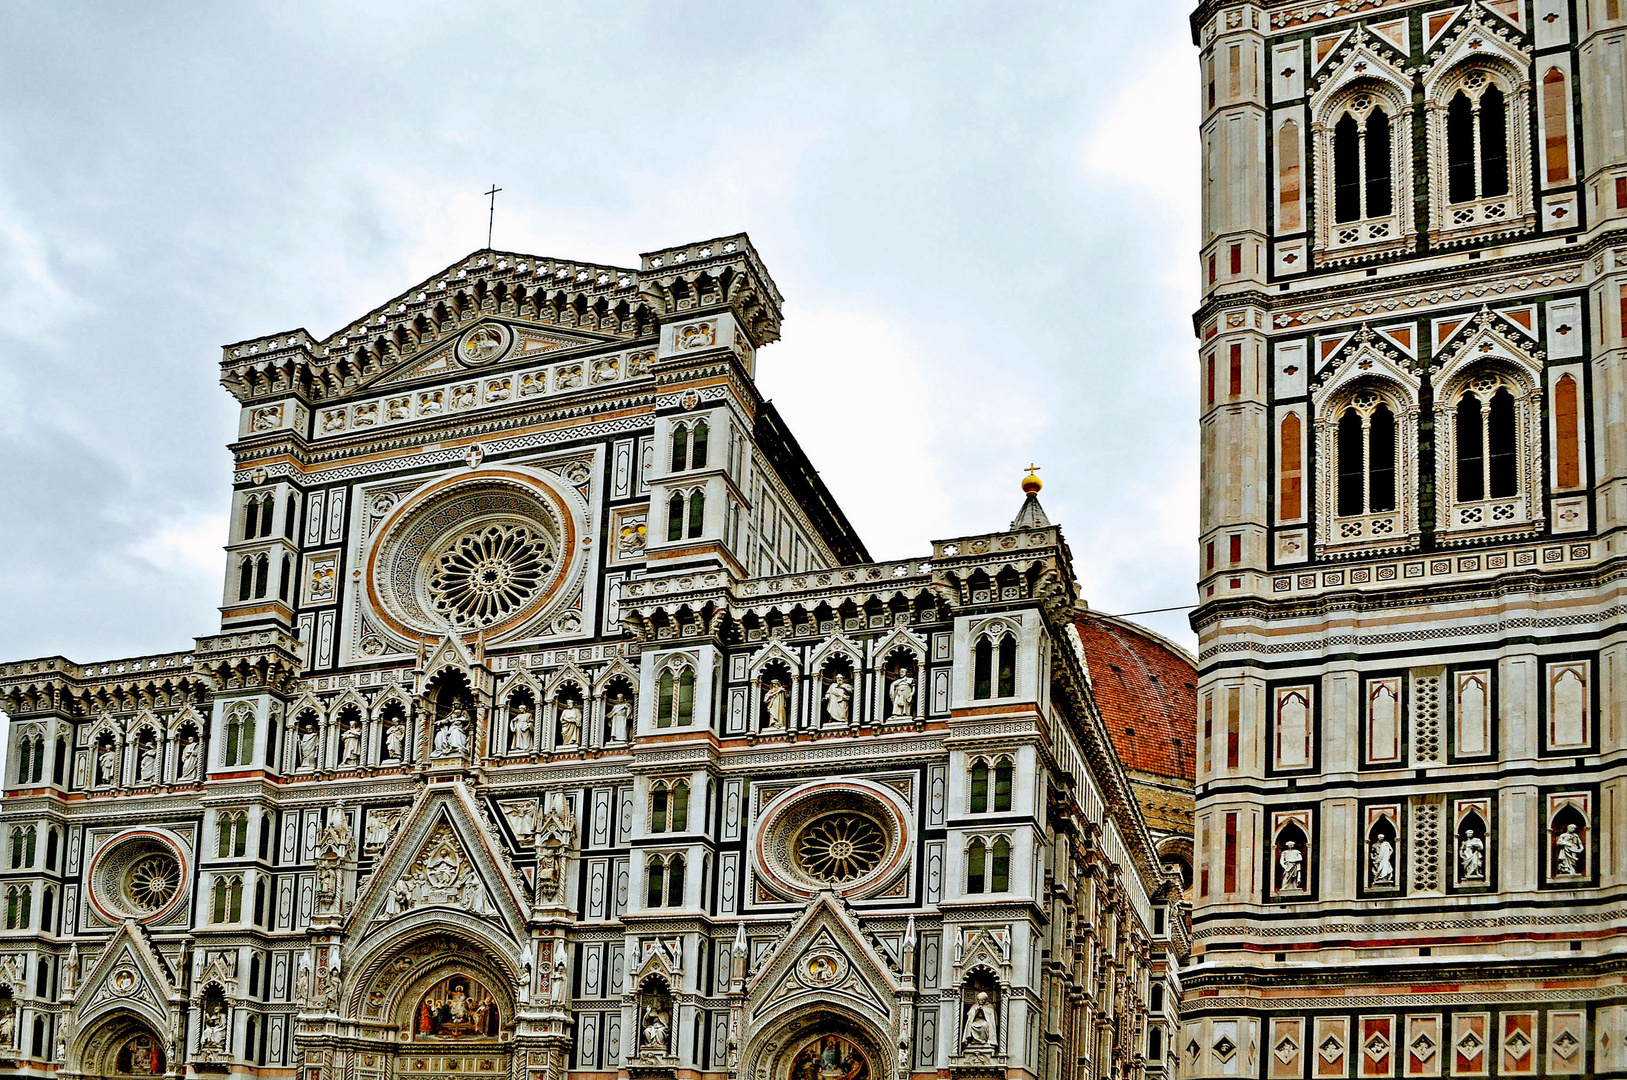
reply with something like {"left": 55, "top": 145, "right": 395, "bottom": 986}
{"left": 74, "top": 1010, "right": 169, "bottom": 1080}
{"left": 744, "top": 1007, "right": 893, "bottom": 1080}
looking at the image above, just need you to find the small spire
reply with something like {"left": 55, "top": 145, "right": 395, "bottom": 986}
{"left": 1012, "top": 465, "right": 1051, "bottom": 530}
{"left": 733, "top": 921, "right": 748, "bottom": 953}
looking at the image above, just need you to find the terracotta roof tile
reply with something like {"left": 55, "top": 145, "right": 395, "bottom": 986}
{"left": 1074, "top": 613, "right": 1196, "bottom": 783}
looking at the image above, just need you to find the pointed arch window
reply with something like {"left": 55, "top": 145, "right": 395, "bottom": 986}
{"left": 993, "top": 758, "right": 1014, "bottom": 812}
{"left": 670, "top": 424, "right": 689, "bottom": 472}
{"left": 655, "top": 666, "right": 696, "bottom": 728}
{"left": 990, "top": 837, "right": 1011, "bottom": 893}
{"left": 278, "top": 555, "right": 292, "bottom": 602}
{"left": 1332, "top": 99, "right": 1393, "bottom": 223}
{"left": 1454, "top": 375, "right": 1519, "bottom": 502}
{"left": 687, "top": 490, "right": 705, "bottom": 538}
{"left": 40, "top": 888, "right": 53, "bottom": 933}
{"left": 646, "top": 856, "right": 665, "bottom": 907}
{"left": 667, "top": 492, "right": 685, "bottom": 542}
{"left": 651, "top": 784, "right": 669, "bottom": 832}
{"left": 1334, "top": 390, "right": 1396, "bottom": 516}
{"left": 966, "top": 839, "right": 987, "bottom": 894}
{"left": 1447, "top": 82, "right": 1509, "bottom": 203}
{"left": 243, "top": 496, "right": 261, "bottom": 540}
{"left": 973, "top": 639, "right": 993, "bottom": 699}
{"left": 283, "top": 494, "right": 297, "bottom": 538}
{"left": 4, "top": 886, "right": 28, "bottom": 929}
{"left": 253, "top": 554, "right": 270, "bottom": 599}
{"left": 44, "top": 829, "right": 57, "bottom": 871}
{"left": 212, "top": 875, "right": 244, "bottom": 923}
{"left": 237, "top": 556, "right": 254, "bottom": 602}
{"left": 665, "top": 854, "right": 686, "bottom": 906}
{"left": 690, "top": 421, "right": 708, "bottom": 468}
{"left": 969, "top": 760, "right": 989, "bottom": 813}
{"left": 669, "top": 781, "right": 689, "bottom": 831}
{"left": 997, "top": 636, "right": 1017, "bottom": 697}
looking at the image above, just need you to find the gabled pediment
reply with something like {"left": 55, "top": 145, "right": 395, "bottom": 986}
{"left": 1313, "top": 325, "right": 1421, "bottom": 402}
{"left": 745, "top": 892, "right": 902, "bottom": 1028}
{"left": 75, "top": 920, "right": 179, "bottom": 1028}
{"left": 1310, "top": 36, "right": 1413, "bottom": 115}
{"left": 348, "top": 783, "right": 529, "bottom": 945}
{"left": 1432, "top": 308, "right": 1545, "bottom": 389}
{"left": 363, "top": 318, "right": 624, "bottom": 392}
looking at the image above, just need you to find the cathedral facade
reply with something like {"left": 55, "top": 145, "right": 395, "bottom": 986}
{"left": 1189, "top": 0, "right": 1627, "bottom": 1076}
{"left": 0, "top": 236, "right": 1185, "bottom": 1080}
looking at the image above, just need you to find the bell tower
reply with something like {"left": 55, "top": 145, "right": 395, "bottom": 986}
{"left": 1189, "top": 0, "right": 1627, "bottom": 1076}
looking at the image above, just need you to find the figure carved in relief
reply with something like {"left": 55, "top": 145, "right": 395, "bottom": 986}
{"left": 510, "top": 705, "right": 534, "bottom": 752}
{"left": 98, "top": 744, "right": 118, "bottom": 786}
{"left": 509, "top": 802, "right": 536, "bottom": 837}
{"left": 199, "top": 1003, "right": 227, "bottom": 1051}
{"left": 178, "top": 736, "right": 200, "bottom": 781}
{"left": 824, "top": 673, "right": 853, "bottom": 724}
{"left": 383, "top": 714, "right": 406, "bottom": 762}
{"left": 1555, "top": 822, "right": 1585, "bottom": 876}
{"left": 557, "top": 701, "right": 581, "bottom": 746}
{"left": 607, "top": 695, "right": 633, "bottom": 742}
{"left": 641, "top": 1009, "right": 670, "bottom": 1053}
{"left": 1278, "top": 840, "right": 1304, "bottom": 892}
{"left": 889, "top": 671, "right": 916, "bottom": 718}
{"left": 297, "top": 725, "right": 319, "bottom": 770}
{"left": 763, "top": 680, "right": 789, "bottom": 730}
{"left": 963, "top": 992, "right": 996, "bottom": 1048}
{"left": 1367, "top": 835, "right": 1394, "bottom": 886}
{"left": 433, "top": 703, "right": 471, "bottom": 757}
{"left": 340, "top": 720, "right": 361, "bottom": 766}
{"left": 1459, "top": 829, "right": 1485, "bottom": 880}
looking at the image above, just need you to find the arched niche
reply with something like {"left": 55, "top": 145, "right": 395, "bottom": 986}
{"left": 75, "top": 1011, "right": 168, "bottom": 1078}
{"left": 745, "top": 1008, "right": 892, "bottom": 1080}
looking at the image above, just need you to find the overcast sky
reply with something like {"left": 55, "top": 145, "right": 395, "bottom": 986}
{"left": 0, "top": 1, "right": 1200, "bottom": 671}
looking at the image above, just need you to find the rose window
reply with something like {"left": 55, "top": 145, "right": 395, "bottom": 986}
{"left": 755, "top": 783, "right": 910, "bottom": 899}
{"left": 428, "top": 523, "right": 556, "bottom": 629}
{"left": 125, "top": 853, "right": 181, "bottom": 912}
{"left": 365, "top": 473, "right": 581, "bottom": 640}
{"left": 87, "top": 833, "right": 188, "bottom": 923}
{"left": 796, "top": 813, "right": 885, "bottom": 883}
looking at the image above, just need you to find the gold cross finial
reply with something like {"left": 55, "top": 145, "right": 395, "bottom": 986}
{"left": 1021, "top": 464, "right": 1042, "bottom": 495}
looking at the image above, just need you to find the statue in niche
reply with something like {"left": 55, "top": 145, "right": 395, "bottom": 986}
{"left": 509, "top": 704, "right": 534, "bottom": 752}
{"left": 178, "top": 735, "right": 200, "bottom": 781}
{"left": 557, "top": 699, "right": 582, "bottom": 746}
{"left": 824, "top": 673, "right": 853, "bottom": 724}
{"left": 62, "top": 945, "right": 78, "bottom": 993}
{"left": 889, "top": 669, "right": 916, "bottom": 718}
{"left": 136, "top": 740, "right": 158, "bottom": 783}
{"left": 1459, "top": 828, "right": 1485, "bottom": 880}
{"left": 383, "top": 714, "right": 406, "bottom": 762}
{"left": 762, "top": 680, "right": 789, "bottom": 730}
{"left": 1555, "top": 822, "right": 1585, "bottom": 876}
{"left": 97, "top": 743, "right": 119, "bottom": 786}
{"left": 297, "top": 724, "right": 320, "bottom": 770}
{"left": 641, "top": 1008, "right": 670, "bottom": 1053}
{"left": 1367, "top": 832, "right": 1394, "bottom": 886}
{"left": 198, "top": 1002, "right": 227, "bottom": 1052}
{"left": 432, "top": 702, "right": 471, "bottom": 757}
{"left": 340, "top": 720, "right": 361, "bottom": 766}
{"left": 606, "top": 695, "right": 633, "bottom": 741}
{"left": 963, "top": 991, "right": 997, "bottom": 1048}
{"left": 295, "top": 955, "right": 311, "bottom": 1005}
{"left": 1277, "top": 840, "right": 1304, "bottom": 892}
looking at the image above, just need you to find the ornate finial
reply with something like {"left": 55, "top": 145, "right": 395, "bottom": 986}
{"left": 1021, "top": 464, "right": 1042, "bottom": 496}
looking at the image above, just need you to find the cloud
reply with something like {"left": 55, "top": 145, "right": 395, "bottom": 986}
{"left": 0, "top": 1, "right": 1202, "bottom": 659}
